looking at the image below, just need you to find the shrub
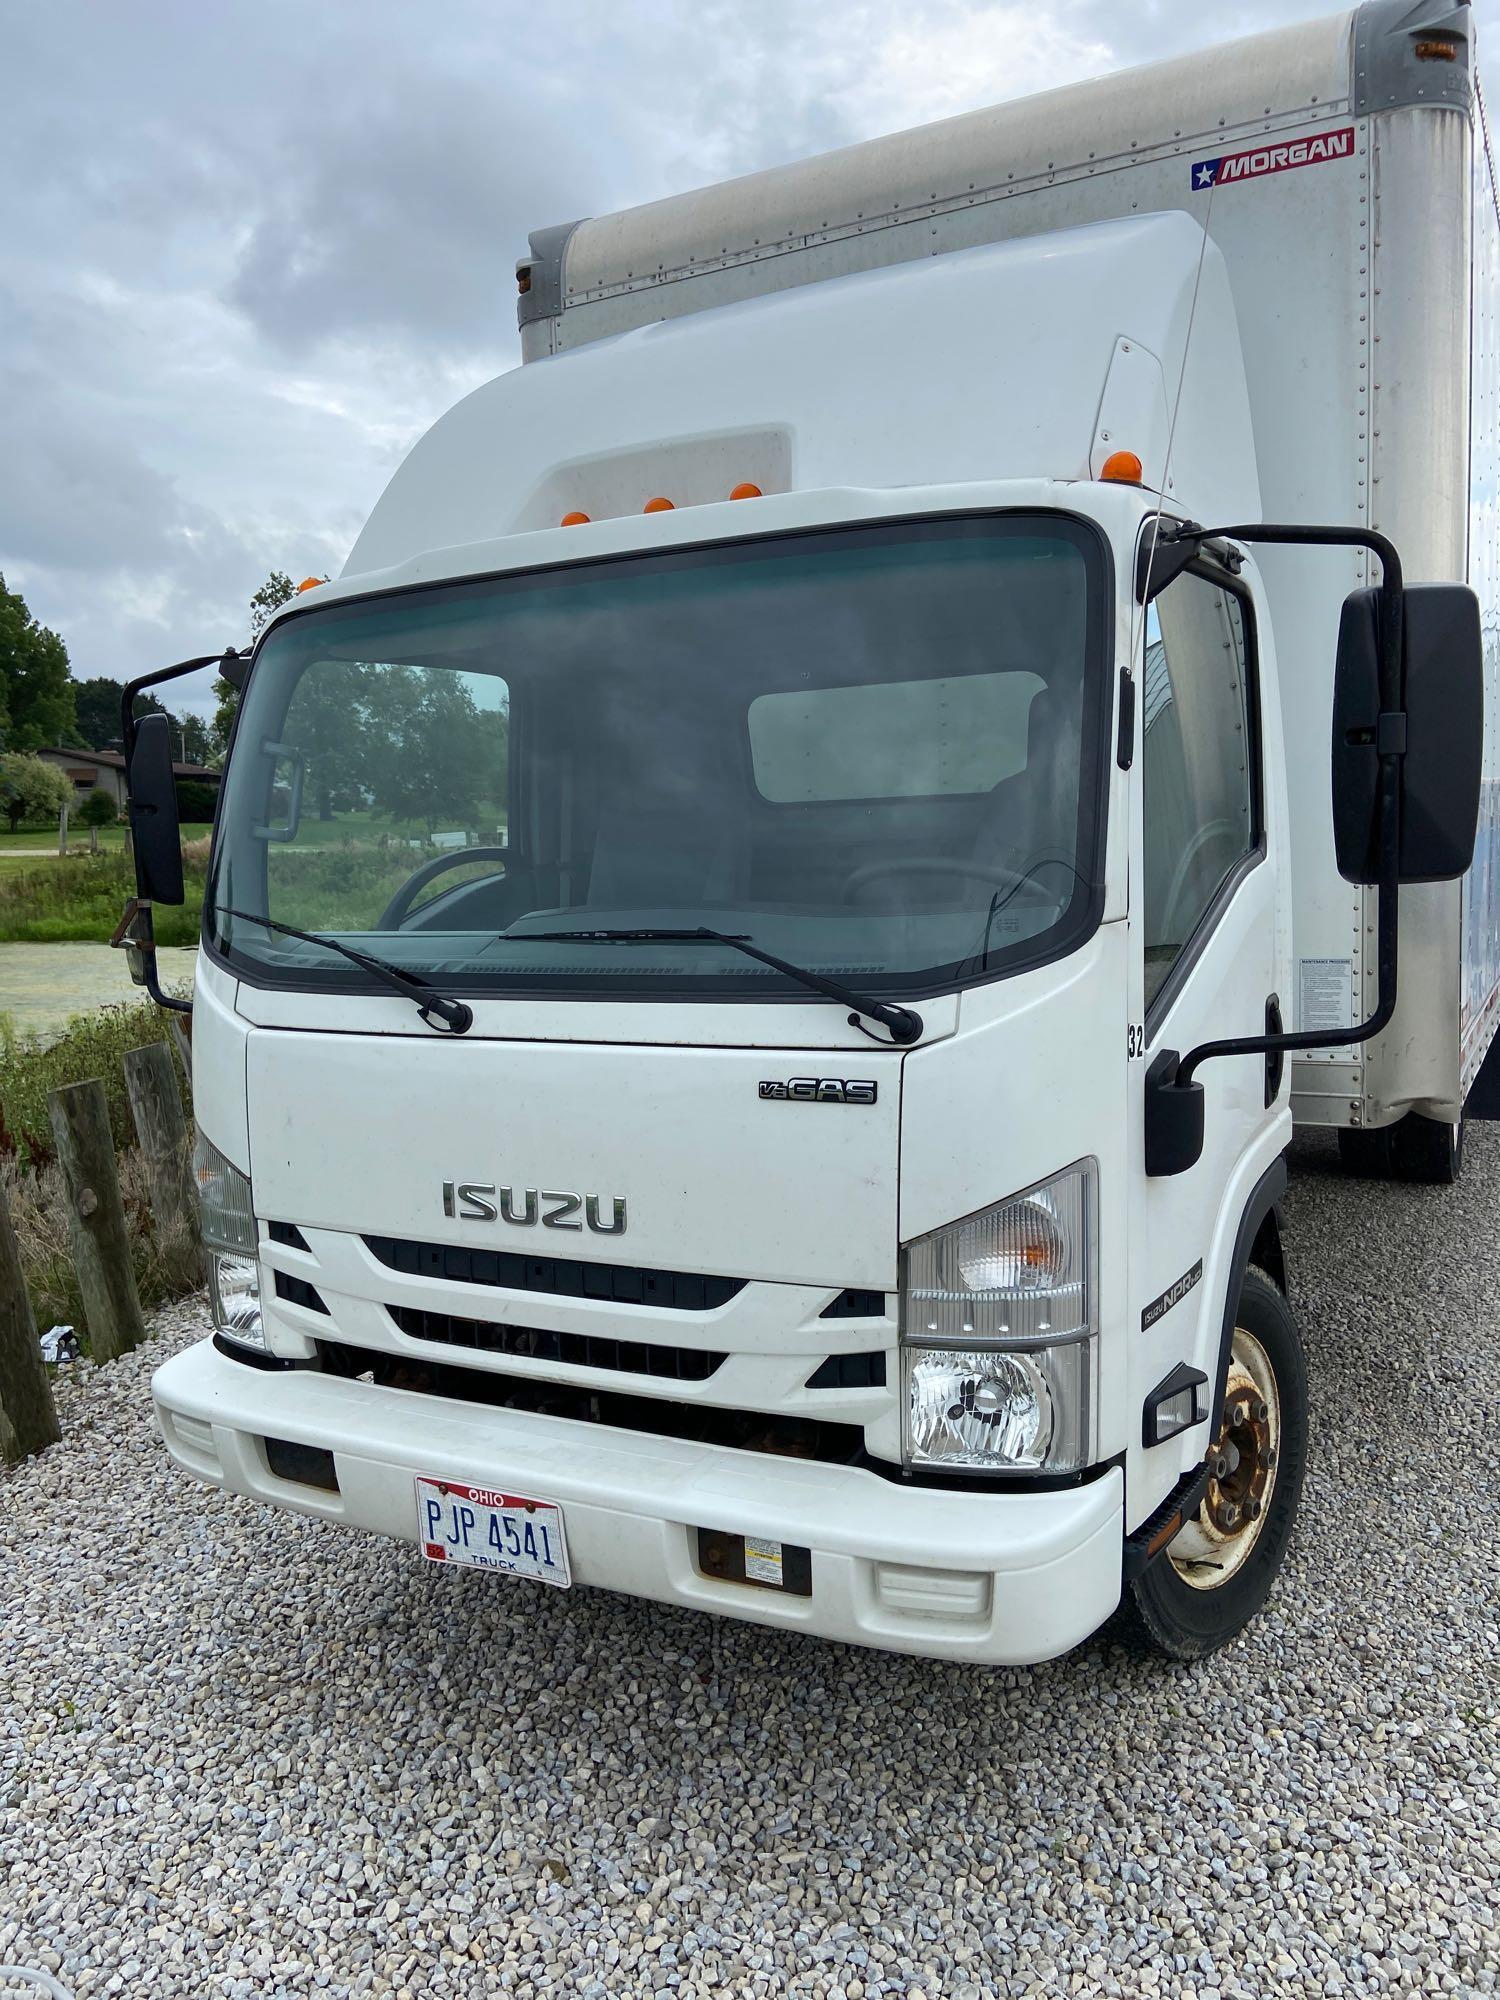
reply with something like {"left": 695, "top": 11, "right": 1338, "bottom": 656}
{"left": 0, "top": 998, "right": 193, "bottom": 1167}
{"left": 78, "top": 786, "right": 119, "bottom": 829}
{"left": 175, "top": 776, "right": 219, "bottom": 824}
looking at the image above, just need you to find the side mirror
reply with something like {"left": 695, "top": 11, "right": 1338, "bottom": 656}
{"left": 127, "top": 713, "right": 185, "bottom": 905}
{"left": 1333, "top": 583, "right": 1484, "bottom": 884}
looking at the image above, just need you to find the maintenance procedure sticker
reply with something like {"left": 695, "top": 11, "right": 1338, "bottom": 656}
{"left": 1299, "top": 956, "right": 1354, "bottom": 1052}
{"left": 1192, "top": 125, "right": 1355, "bottom": 191}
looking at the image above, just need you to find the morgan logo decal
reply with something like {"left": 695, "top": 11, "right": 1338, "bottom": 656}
{"left": 1141, "top": 1259, "right": 1204, "bottom": 1331}
{"left": 758, "top": 1078, "right": 878, "bottom": 1105}
{"left": 1192, "top": 125, "right": 1354, "bottom": 192}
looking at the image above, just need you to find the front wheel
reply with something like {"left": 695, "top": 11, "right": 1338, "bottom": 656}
{"left": 1120, "top": 1267, "right": 1307, "bottom": 1660}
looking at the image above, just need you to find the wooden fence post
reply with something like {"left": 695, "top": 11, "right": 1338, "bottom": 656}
{"left": 124, "top": 1041, "right": 201, "bottom": 1288}
{"left": 47, "top": 1078, "right": 145, "bottom": 1363}
{"left": 0, "top": 1174, "right": 61, "bottom": 1463}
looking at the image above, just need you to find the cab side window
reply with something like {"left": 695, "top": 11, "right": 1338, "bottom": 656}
{"left": 1142, "top": 572, "right": 1257, "bottom": 1010}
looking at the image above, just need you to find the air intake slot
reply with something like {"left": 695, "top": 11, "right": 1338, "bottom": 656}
{"left": 274, "top": 1272, "right": 329, "bottom": 1314}
{"left": 820, "top": 1290, "right": 888, "bottom": 1319}
{"left": 386, "top": 1303, "right": 726, "bottom": 1382}
{"left": 805, "top": 1352, "right": 888, "bottom": 1390}
{"left": 366, "top": 1235, "right": 743, "bottom": 1311}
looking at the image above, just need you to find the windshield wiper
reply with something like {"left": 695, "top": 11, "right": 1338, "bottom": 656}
{"left": 510, "top": 926, "right": 924, "bottom": 1045}
{"left": 215, "top": 907, "right": 474, "bottom": 1034}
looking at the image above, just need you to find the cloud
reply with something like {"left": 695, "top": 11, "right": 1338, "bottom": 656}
{"left": 3, "top": 0, "right": 1494, "bottom": 711}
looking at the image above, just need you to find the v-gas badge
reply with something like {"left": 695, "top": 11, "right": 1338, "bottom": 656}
{"left": 758, "top": 1078, "right": 878, "bottom": 1105}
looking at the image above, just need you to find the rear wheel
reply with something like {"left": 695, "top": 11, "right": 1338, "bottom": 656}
{"left": 1120, "top": 1267, "right": 1307, "bottom": 1660}
{"left": 1337, "top": 1112, "right": 1464, "bottom": 1185}
{"left": 1391, "top": 1112, "right": 1464, "bottom": 1185}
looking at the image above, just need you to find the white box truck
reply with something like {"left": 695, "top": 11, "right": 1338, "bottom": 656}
{"left": 129, "top": 0, "right": 1495, "bottom": 1662}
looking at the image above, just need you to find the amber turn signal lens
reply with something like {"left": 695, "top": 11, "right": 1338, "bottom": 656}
{"left": 560, "top": 510, "right": 590, "bottom": 526}
{"left": 643, "top": 496, "right": 675, "bottom": 513}
{"left": 295, "top": 576, "right": 324, "bottom": 594}
{"left": 729, "top": 482, "right": 763, "bottom": 500}
{"left": 1099, "top": 450, "right": 1144, "bottom": 485}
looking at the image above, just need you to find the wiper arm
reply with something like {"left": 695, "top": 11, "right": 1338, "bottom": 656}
{"left": 216, "top": 907, "right": 474, "bottom": 1034}
{"left": 512, "top": 926, "right": 924, "bottom": 1045}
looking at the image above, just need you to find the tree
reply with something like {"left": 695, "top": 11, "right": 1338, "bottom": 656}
{"left": 0, "top": 577, "right": 76, "bottom": 751}
{"left": 211, "top": 568, "right": 318, "bottom": 761}
{"left": 178, "top": 713, "right": 213, "bottom": 765}
{"left": 70, "top": 674, "right": 165, "bottom": 751}
{"left": 361, "top": 668, "right": 493, "bottom": 834}
{"left": 77, "top": 787, "right": 119, "bottom": 829}
{"left": 0, "top": 752, "right": 71, "bottom": 834}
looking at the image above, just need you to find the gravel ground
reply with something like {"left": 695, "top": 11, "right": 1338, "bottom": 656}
{"left": 2, "top": 1131, "right": 1497, "bottom": 1999}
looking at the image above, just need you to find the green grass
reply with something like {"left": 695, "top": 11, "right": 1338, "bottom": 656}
{"left": 0, "top": 830, "right": 506, "bottom": 944}
{"left": 0, "top": 846, "right": 209, "bottom": 946}
{"left": 0, "top": 994, "right": 193, "bottom": 1167}
{"left": 0, "top": 822, "right": 133, "bottom": 853}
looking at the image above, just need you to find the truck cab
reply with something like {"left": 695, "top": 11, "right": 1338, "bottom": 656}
{"left": 140, "top": 2, "right": 1490, "bottom": 1664}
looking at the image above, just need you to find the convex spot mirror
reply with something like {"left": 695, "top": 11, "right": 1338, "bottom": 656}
{"left": 1332, "top": 582, "right": 1484, "bottom": 885}
{"left": 127, "top": 712, "right": 185, "bottom": 905}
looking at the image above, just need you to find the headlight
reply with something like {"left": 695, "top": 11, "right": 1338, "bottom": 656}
{"left": 194, "top": 1130, "right": 263, "bottom": 1351}
{"left": 902, "top": 1161, "right": 1097, "bottom": 1474}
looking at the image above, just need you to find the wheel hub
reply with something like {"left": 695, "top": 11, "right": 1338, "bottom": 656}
{"left": 1169, "top": 1327, "right": 1281, "bottom": 1590}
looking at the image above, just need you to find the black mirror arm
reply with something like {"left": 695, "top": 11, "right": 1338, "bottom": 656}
{"left": 1161, "top": 521, "right": 1406, "bottom": 1089}
{"left": 120, "top": 648, "right": 249, "bottom": 761}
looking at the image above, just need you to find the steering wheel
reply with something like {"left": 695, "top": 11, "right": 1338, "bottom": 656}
{"left": 378, "top": 847, "right": 511, "bottom": 929}
{"left": 1159, "top": 820, "right": 1241, "bottom": 946}
{"left": 841, "top": 856, "right": 1048, "bottom": 903}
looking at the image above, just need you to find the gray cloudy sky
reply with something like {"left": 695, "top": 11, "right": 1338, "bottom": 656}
{"left": 3, "top": 0, "right": 1494, "bottom": 720}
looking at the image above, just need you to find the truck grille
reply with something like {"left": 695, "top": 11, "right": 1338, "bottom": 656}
{"left": 365, "top": 1235, "right": 744, "bottom": 1311}
{"left": 317, "top": 1338, "right": 868, "bottom": 1468}
{"left": 386, "top": 1302, "right": 727, "bottom": 1381}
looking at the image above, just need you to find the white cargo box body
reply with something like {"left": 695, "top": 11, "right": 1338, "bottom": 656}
{"left": 515, "top": 0, "right": 1500, "bottom": 1132}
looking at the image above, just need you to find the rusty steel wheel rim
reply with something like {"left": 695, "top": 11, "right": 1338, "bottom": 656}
{"left": 1168, "top": 1326, "right": 1281, "bottom": 1591}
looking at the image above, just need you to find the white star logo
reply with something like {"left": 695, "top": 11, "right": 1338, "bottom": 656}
{"left": 1195, "top": 164, "right": 1217, "bottom": 189}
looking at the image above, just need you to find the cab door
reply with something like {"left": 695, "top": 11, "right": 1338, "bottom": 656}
{"left": 1127, "top": 555, "right": 1287, "bottom": 1524}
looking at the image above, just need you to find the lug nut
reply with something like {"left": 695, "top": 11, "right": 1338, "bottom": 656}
{"left": 1254, "top": 1400, "right": 1270, "bottom": 1423}
{"left": 1264, "top": 1448, "right": 1278, "bottom": 1469}
{"left": 1216, "top": 1502, "right": 1242, "bottom": 1530}
{"left": 1211, "top": 1452, "right": 1232, "bottom": 1480}
{"left": 1246, "top": 1498, "right": 1263, "bottom": 1520}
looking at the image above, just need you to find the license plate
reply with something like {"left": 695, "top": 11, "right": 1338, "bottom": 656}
{"left": 415, "top": 1477, "right": 571, "bottom": 1588}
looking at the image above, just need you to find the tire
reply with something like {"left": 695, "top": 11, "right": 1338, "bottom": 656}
{"left": 1337, "top": 1113, "right": 1464, "bottom": 1185}
{"left": 1390, "top": 1111, "right": 1464, "bottom": 1185}
{"left": 1118, "top": 1266, "right": 1308, "bottom": 1661}
{"left": 1336, "top": 1124, "right": 1397, "bottom": 1178}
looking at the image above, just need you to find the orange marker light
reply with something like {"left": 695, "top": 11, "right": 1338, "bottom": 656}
{"left": 643, "top": 496, "right": 675, "bottom": 513}
{"left": 1100, "top": 450, "right": 1144, "bottom": 485}
{"left": 295, "top": 576, "right": 324, "bottom": 594}
{"left": 560, "top": 510, "right": 590, "bottom": 526}
{"left": 729, "top": 482, "right": 763, "bottom": 501}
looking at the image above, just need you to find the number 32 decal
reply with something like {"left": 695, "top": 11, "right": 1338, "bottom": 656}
{"left": 1127, "top": 1024, "right": 1146, "bottom": 1059}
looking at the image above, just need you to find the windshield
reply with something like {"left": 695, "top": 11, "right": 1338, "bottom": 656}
{"left": 208, "top": 514, "right": 1108, "bottom": 1003}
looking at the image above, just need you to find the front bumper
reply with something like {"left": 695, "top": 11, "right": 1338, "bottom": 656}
{"left": 153, "top": 1337, "right": 1124, "bottom": 1665}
